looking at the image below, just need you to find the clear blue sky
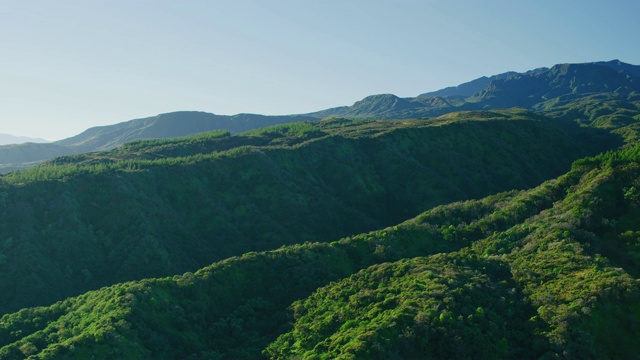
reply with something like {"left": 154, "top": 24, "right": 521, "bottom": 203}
{"left": 1, "top": 0, "right": 639, "bottom": 140}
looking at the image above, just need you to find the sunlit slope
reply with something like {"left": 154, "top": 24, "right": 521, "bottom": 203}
{"left": 2, "top": 144, "right": 640, "bottom": 359}
{"left": 0, "top": 110, "right": 610, "bottom": 314}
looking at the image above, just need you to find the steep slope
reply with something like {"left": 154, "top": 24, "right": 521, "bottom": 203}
{"left": 2, "top": 144, "right": 640, "bottom": 359}
{"left": 595, "top": 59, "right": 640, "bottom": 78}
{"left": 268, "top": 255, "right": 539, "bottom": 359}
{"left": 0, "top": 165, "right": 574, "bottom": 359}
{"left": 269, "top": 146, "right": 640, "bottom": 359}
{"left": 0, "top": 110, "right": 614, "bottom": 314}
{"left": 418, "top": 70, "right": 521, "bottom": 98}
{"left": 473, "top": 63, "right": 640, "bottom": 108}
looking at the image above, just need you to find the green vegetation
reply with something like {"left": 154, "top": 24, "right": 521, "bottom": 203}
{"left": 538, "top": 93, "right": 640, "bottom": 144}
{"left": 2, "top": 142, "right": 640, "bottom": 358}
{"left": 0, "top": 159, "right": 568, "bottom": 359}
{"left": 0, "top": 111, "right": 317, "bottom": 172}
{"left": 2, "top": 61, "right": 639, "bottom": 173}
{"left": 1, "top": 61, "right": 640, "bottom": 358}
{"left": 266, "top": 254, "right": 538, "bottom": 359}
{"left": 0, "top": 110, "right": 607, "bottom": 314}
{"left": 268, "top": 147, "right": 640, "bottom": 359}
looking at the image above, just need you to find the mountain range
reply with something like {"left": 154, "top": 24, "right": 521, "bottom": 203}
{"left": 0, "top": 113, "right": 317, "bottom": 173}
{"left": 0, "top": 59, "right": 640, "bottom": 358}
{"left": 1, "top": 59, "right": 638, "bottom": 173}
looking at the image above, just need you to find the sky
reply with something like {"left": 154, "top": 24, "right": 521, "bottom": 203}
{"left": 1, "top": 0, "right": 639, "bottom": 141}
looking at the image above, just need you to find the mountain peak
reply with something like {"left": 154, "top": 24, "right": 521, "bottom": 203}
{"left": 348, "top": 94, "right": 421, "bottom": 116}
{"left": 592, "top": 59, "right": 640, "bottom": 78}
{"left": 358, "top": 93, "right": 401, "bottom": 102}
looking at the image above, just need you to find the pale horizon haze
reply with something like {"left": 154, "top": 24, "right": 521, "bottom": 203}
{"left": 1, "top": 0, "right": 639, "bottom": 140}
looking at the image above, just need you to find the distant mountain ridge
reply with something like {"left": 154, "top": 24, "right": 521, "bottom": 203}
{"left": 0, "top": 112, "right": 316, "bottom": 172}
{"left": 54, "top": 111, "right": 317, "bottom": 153}
{"left": 0, "top": 59, "right": 638, "bottom": 172}
{"left": 416, "top": 59, "right": 636, "bottom": 98}
{"left": 0, "top": 133, "right": 49, "bottom": 146}
{"left": 473, "top": 62, "right": 640, "bottom": 109}
{"left": 418, "top": 71, "right": 522, "bottom": 98}
{"left": 594, "top": 59, "right": 640, "bottom": 77}
{"left": 313, "top": 59, "right": 640, "bottom": 119}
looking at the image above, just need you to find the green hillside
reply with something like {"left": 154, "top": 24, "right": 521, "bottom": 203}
{"left": 2, "top": 142, "right": 639, "bottom": 359}
{"left": 1, "top": 61, "right": 640, "bottom": 359}
{"left": 0, "top": 109, "right": 609, "bottom": 314}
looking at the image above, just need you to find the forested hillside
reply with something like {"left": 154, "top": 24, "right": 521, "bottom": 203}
{"left": 0, "top": 109, "right": 609, "bottom": 314}
{"left": 1, "top": 60, "right": 640, "bottom": 359}
{"left": 2, "top": 141, "right": 640, "bottom": 359}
